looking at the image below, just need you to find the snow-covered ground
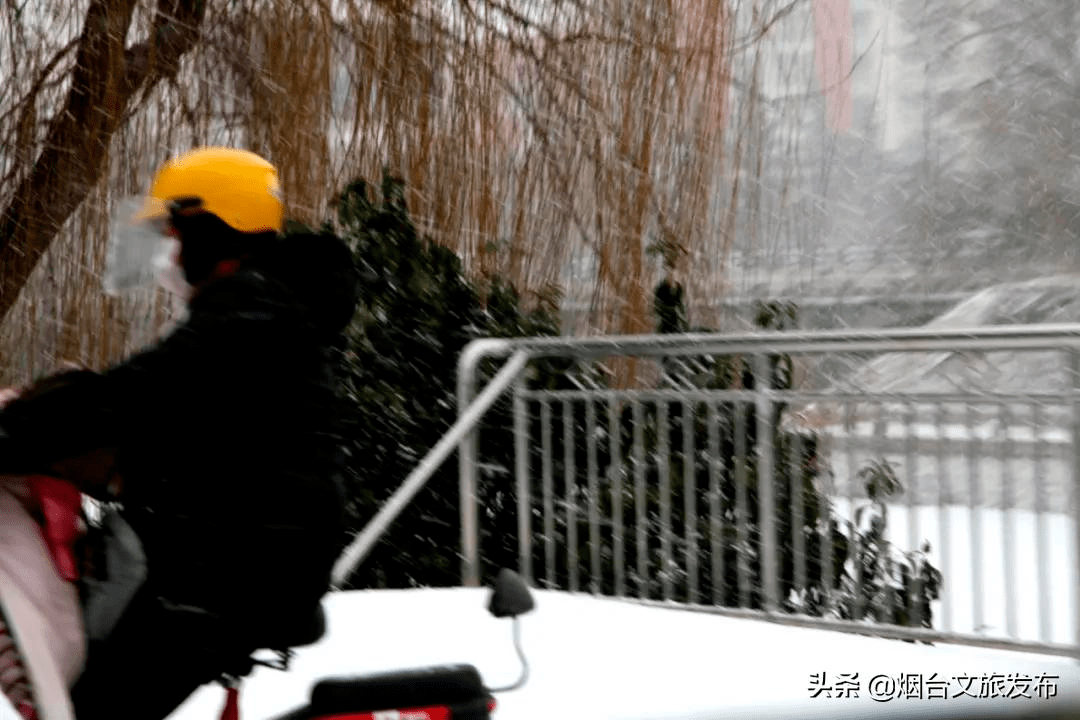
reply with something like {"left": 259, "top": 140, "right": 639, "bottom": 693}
{"left": 6, "top": 503, "right": 1072, "bottom": 720}
{"left": 164, "top": 582, "right": 1080, "bottom": 720}
{"left": 2, "top": 523, "right": 1074, "bottom": 720}
{"left": 6, "top": 504, "right": 1071, "bottom": 720}
{"left": 160, "top": 499, "right": 1079, "bottom": 720}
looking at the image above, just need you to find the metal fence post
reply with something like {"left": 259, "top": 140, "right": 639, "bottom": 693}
{"left": 457, "top": 340, "right": 514, "bottom": 587}
{"left": 755, "top": 353, "right": 779, "bottom": 612}
{"left": 458, "top": 348, "right": 482, "bottom": 588}
{"left": 1071, "top": 349, "right": 1080, "bottom": 663}
{"left": 514, "top": 372, "right": 532, "bottom": 584}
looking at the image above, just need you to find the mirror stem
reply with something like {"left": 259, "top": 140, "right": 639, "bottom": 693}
{"left": 489, "top": 617, "right": 529, "bottom": 693}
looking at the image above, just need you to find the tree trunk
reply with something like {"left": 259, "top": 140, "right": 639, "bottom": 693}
{"left": 0, "top": 0, "right": 207, "bottom": 321}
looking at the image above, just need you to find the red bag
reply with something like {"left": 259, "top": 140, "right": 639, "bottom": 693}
{"left": 25, "top": 476, "right": 85, "bottom": 583}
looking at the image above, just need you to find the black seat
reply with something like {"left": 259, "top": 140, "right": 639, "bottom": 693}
{"left": 310, "top": 664, "right": 489, "bottom": 714}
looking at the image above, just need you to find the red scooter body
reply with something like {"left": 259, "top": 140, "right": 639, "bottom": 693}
{"left": 266, "top": 664, "right": 496, "bottom": 720}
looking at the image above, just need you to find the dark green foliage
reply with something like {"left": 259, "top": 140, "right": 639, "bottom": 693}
{"left": 653, "top": 278, "right": 688, "bottom": 334}
{"left": 841, "top": 460, "right": 943, "bottom": 631}
{"left": 320, "top": 172, "right": 558, "bottom": 589}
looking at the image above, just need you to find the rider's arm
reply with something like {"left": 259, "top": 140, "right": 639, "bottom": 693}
{"left": 0, "top": 373, "right": 112, "bottom": 475}
{"left": 0, "top": 284, "right": 271, "bottom": 480}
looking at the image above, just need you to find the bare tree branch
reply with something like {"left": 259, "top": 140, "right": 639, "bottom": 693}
{"left": 0, "top": 38, "right": 79, "bottom": 130}
{"left": 0, "top": 0, "right": 207, "bottom": 320}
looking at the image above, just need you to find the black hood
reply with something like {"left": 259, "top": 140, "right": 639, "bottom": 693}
{"left": 191, "top": 231, "right": 360, "bottom": 341}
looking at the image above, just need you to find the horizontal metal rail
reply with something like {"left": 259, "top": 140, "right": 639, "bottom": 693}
{"left": 618, "top": 597, "right": 1080, "bottom": 659}
{"left": 515, "top": 389, "right": 1074, "bottom": 404}
{"left": 456, "top": 324, "right": 1080, "bottom": 360}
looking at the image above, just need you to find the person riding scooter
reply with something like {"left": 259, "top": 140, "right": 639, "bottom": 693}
{"left": 0, "top": 147, "right": 360, "bottom": 720}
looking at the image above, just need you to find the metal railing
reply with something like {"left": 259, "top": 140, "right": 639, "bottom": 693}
{"left": 330, "top": 350, "right": 530, "bottom": 587}
{"left": 455, "top": 325, "right": 1080, "bottom": 660}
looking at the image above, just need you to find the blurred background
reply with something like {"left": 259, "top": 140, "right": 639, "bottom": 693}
{"left": 3, "top": 5, "right": 1080, "bottom": 695}
{"left": 5, "top": 1, "right": 1078, "bottom": 382}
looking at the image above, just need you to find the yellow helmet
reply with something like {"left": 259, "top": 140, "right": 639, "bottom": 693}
{"left": 138, "top": 147, "right": 284, "bottom": 233}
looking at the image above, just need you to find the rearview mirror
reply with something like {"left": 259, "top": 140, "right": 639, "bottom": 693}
{"left": 486, "top": 569, "right": 535, "bottom": 619}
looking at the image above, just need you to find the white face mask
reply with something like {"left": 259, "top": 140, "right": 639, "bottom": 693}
{"left": 103, "top": 198, "right": 169, "bottom": 296}
{"left": 152, "top": 237, "right": 193, "bottom": 302}
{"left": 104, "top": 197, "right": 194, "bottom": 303}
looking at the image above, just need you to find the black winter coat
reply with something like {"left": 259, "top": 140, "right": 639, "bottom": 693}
{"left": 0, "top": 233, "right": 359, "bottom": 644}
